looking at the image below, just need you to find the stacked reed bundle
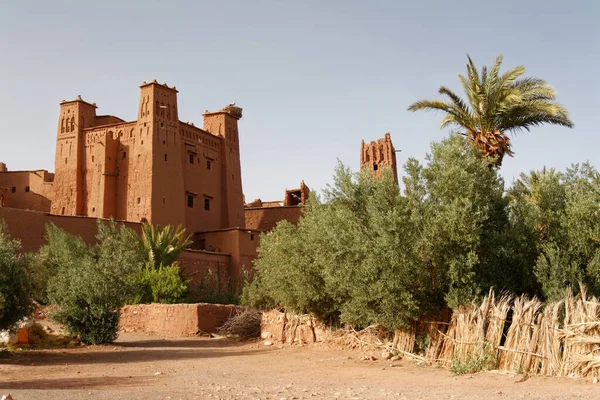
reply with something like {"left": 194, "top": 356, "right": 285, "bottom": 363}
{"left": 392, "top": 326, "right": 416, "bottom": 354}
{"left": 484, "top": 293, "right": 512, "bottom": 368}
{"left": 558, "top": 288, "right": 600, "bottom": 378}
{"left": 436, "top": 299, "right": 489, "bottom": 366}
{"left": 530, "top": 300, "right": 564, "bottom": 376}
{"left": 497, "top": 295, "right": 543, "bottom": 372}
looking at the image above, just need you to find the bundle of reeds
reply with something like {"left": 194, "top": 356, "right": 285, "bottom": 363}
{"left": 532, "top": 300, "right": 563, "bottom": 376}
{"left": 392, "top": 326, "right": 416, "bottom": 354}
{"left": 497, "top": 295, "right": 542, "bottom": 372}
{"left": 558, "top": 288, "right": 600, "bottom": 378}
{"left": 484, "top": 293, "right": 512, "bottom": 369}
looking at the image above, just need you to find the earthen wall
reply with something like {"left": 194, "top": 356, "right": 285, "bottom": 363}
{"left": 0, "top": 207, "right": 141, "bottom": 253}
{"left": 244, "top": 206, "right": 303, "bottom": 231}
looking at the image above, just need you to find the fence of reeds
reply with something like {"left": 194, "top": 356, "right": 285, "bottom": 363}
{"left": 393, "top": 287, "right": 600, "bottom": 378}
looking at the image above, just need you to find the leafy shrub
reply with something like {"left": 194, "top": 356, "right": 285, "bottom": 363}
{"left": 45, "top": 220, "right": 143, "bottom": 344}
{"left": 134, "top": 263, "right": 189, "bottom": 304}
{"left": 0, "top": 221, "right": 33, "bottom": 330}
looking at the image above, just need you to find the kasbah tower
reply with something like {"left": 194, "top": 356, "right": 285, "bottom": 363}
{"left": 50, "top": 80, "right": 244, "bottom": 232}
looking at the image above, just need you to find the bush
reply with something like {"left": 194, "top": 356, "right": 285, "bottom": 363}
{"left": 0, "top": 221, "right": 33, "bottom": 330}
{"left": 134, "top": 263, "right": 189, "bottom": 304}
{"left": 45, "top": 220, "right": 144, "bottom": 344}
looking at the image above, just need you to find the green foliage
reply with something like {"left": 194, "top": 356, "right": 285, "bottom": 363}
{"left": 134, "top": 263, "right": 190, "bottom": 304}
{"left": 140, "top": 223, "right": 192, "bottom": 269}
{"left": 408, "top": 55, "right": 573, "bottom": 166}
{"left": 245, "top": 133, "right": 600, "bottom": 330}
{"left": 510, "top": 163, "right": 600, "bottom": 301}
{"left": 45, "top": 220, "right": 144, "bottom": 344}
{"left": 245, "top": 134, "right": 516, "bottom": 329}
{"left": 0, "top": 221, "right": 33, "bottom": 330}
{"left": 450, "top": 349, "right": 494, "bottom": 375}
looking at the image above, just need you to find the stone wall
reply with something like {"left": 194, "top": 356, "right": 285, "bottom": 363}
{"left": 120, "top": 303, "right": 246, "bottom": 336}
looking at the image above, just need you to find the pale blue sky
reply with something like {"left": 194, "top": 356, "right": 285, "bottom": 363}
{"left": 0, "top": 0, "right": 597, "bottom": 201}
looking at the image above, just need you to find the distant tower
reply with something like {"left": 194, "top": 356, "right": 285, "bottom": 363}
{"left": 203, "top": 105, "right": 245, "bottom": 228}
{"left": 360, "top": 132, "right": 398, "bottom": 183}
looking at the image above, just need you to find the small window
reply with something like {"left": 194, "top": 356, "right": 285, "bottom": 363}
{"left": 11, "top": 187, "right": 16, "bottom": 193}
{"left": 25, "top": 186, "right": 30, "bottom": 193}
{"left": 164, "top": 154, "right": 168, "bottom": 162}
{"left": 163, "top": 140, "right": 166, "bottom": 145}
{"left": 187, "top": 195, "right": 194, "bottom": 208}
{"left": 65, "top": 158, "right": 68, "bottom": 164}
{"left": 160, "top": 122, "right": 164, "bottom": 129}
{"left": 250, "top": 234, "right": 254, "bottom": 241}
{"left": 206, "top": 160, "right": 212, "bottom": 170}
{"left": 61, "top": 207, "right": 65, "bottom": 215}
{"left": 123, "top": 151, "right": 127, "bottom": 158}
{"left": 92, "top": 207, "right": 95, "bottom": 212}
{"left": 162, "top": 197, "right": 166, "bottom": 205}
{"left": 137, "top": 197, "right": 141, "bottom": 205}
{"left": 189, "top": 154, "right": 194, "bottom": 164}
{"left": 141, "top": 140, "right": 144, "bottom": 145}
{"left": 204, "top": 198, "right": 210, "bottom": 211}
{"left": 373, "top": 164, "right": 378, "bottom": 171}
{"left": 92, "top": 155, "right": 95, "bottom": 162}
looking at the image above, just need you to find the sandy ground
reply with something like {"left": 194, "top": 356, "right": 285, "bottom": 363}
{"left": 1, "top": 332, "right": 599, "bottom": 400}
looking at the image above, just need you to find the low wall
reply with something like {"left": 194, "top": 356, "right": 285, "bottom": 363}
{"left": 0, "top": 206, "right": 141, "bottom": 253}
{"left": 120, "top": 303, "right": 246, "bottom": 336}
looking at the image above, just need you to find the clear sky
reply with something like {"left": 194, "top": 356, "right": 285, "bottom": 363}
{"left": 0, "top": 0, "right": 597, "bottom": 202}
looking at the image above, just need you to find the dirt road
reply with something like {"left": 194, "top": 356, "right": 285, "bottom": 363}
{"left": 0, "top": 333, "right": 598, "bottom": 399}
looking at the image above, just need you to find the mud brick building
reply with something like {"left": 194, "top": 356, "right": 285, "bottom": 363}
{"left": 0, "top": 81, "right": 306, "bottom": 286}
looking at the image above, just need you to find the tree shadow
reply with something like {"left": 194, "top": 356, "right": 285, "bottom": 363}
{"left": 0, "top": 375, "right": 155, "bottom": 390}
{"left": 1, "top": 338, "right": 268, "bottom": 367}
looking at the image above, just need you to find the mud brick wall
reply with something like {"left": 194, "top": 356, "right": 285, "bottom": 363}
{"left": 260, "top": 309, "right": 330, "bottom": 344}
{"left": 120, "top": 303, "right": 246, "bottom": 336}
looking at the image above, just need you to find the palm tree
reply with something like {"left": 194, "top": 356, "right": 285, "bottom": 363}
{"left": 408, "top": 55, "right": 573, "bottom": 166}
{"left": 140, "top": 223, "right": 192, "bottom": 269}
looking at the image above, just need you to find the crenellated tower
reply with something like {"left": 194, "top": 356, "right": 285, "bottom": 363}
{"left": 360, "top": 132, "right": 398, "bottom": 183}
{"left": 125, "top": 80, "right": 185, "bottom": 226}
{"left": 51, "top": 96, "right": 97, "bottom": 216}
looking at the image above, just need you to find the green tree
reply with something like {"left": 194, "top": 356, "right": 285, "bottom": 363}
{"left": 408, "top": 55, "right": 573, "bottom": 166}
{"left": 0, "top": 221, "right": 33, "bottom": 330}
{"left": 46, "top": 220, "right": 144, "bottom": 344}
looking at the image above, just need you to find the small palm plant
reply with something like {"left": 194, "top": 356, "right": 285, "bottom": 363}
{"left": 408, "top": 55, "right": 573, "bottom": 166}
{"left": 140, "top": 223, "right": 192, "bottom": 269}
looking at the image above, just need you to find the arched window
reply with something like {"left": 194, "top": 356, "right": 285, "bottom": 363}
{"left": 65, "top": 118, "right": 70, "bottom": 133}
{"left": 61, "top": 118, "right": 65, "bottom": 133}
{"left": 70, "top": 116, "right": 75, "bottom": 131}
